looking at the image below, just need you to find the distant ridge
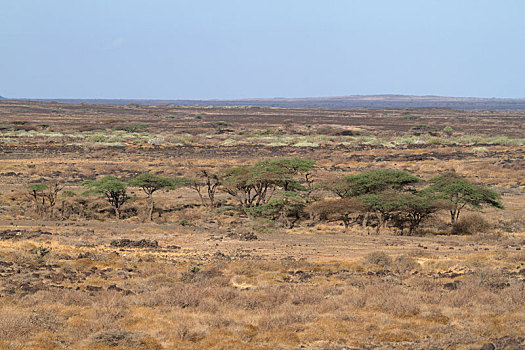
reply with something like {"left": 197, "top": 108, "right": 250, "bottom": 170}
{"left": 5, "top": 94, "right": 525, "bottom": 111}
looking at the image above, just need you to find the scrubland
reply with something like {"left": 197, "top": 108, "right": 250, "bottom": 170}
{"left": 0, "top": 100, "right": 524, "bottom": 349}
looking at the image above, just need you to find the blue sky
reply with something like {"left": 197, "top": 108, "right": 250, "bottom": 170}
{"left": 1, "top": 0, "right": 524, "bottom": 99}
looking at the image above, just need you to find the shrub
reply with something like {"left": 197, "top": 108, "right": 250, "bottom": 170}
{"left": 451, "top": 213, "right": 491, "bottom": 235}
{"left": 364, "top": 251, "right": 392, "bottom": 267}
{"left": 123, "top": 123, "right": 148, "bottom": 132}
{"left": 86, "top": 134, "right": 106, "bottom": 143}
{"left": 473, "top": 147, "right": 489, "bottom": 154}
{"left": 107, "top": 135, "right": 123, "bottom": 143}
{"left": 394, "top": 255, "right": 419, "bottom": 274}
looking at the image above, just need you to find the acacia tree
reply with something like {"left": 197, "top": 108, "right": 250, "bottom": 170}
{"left": 246, "top": 190, "right": 309, "bottom": 228}
{"left": 328, "top": 169, "right": 421, "bottom": 198}
{"left": 387, "top": 192, "right": 443, "bottom": 235}
{"left": 184, "top": 169, "right": 221, "bottom": 207}
{"left": 129, "top": 173, "right": 176, "bottom": 221}
{"left": 425, "top": 172, "right": 504, "bottom": 224}
{"left": 82, "top": 176, "right": 129, "bottom": 219}
{"left": 324, "top": 169, "right": 421, "bottom": 228}
{"left": 220, "top": 165, "right": 256, "bottom": 207}
{"left": 220, "top": 158, "right": 315, "bottom": 208}
{"left": 306, "top": 197, "right": 364, "bottom": 232}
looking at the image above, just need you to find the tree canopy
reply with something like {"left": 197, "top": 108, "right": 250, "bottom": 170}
{"left": 327, "top": 169, "right": 421, "bottom": 198}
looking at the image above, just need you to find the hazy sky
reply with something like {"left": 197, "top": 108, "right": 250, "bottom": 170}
{"left": 1, "top": 1, "right": 524, "bottom": 99}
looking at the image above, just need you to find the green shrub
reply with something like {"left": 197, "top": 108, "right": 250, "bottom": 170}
{"left": 123, "top": 123, "right": 148, "bottom": 132}
{"left": 107, "top": 135, "right": 124, "bottom": 143}
{"left": 87, "top": 134, "right": 107, "bottom": 143}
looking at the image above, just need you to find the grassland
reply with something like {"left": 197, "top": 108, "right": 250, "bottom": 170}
{"left": 0, "top": 100, "right": 523, "bottom": 349}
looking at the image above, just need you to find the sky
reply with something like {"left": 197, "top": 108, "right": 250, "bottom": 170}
{"left": 1, "top": 0, "right": 524, "bottom": 99}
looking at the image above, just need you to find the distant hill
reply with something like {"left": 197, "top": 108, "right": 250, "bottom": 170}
{"left": 6, "top": 95, "right": 525, "bottom": 110}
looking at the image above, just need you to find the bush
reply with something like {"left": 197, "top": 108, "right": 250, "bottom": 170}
{"left": 394, "top": 255, "right": 419, "bottom": 274}
{"left": 107, "top": 135, "right": 123, "bottom": 143}
{"left": 124, "top": 123, "right": 148, "bottom": 132}
{"left": 86, "top": 134, "right": 106, "bottom": 143}
{"left": 364, "top": 251, "right": 392, "bottom": 267}
{"left": 451, "top": 213, "right": 491, "bottom": 235}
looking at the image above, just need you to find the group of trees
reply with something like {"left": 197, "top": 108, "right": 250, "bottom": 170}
{"left": 83, "top": 173, "right": 182, "bottom": 221}
{"left": 312, "top": 169, "right": 503, "bottom": 234}
{"left": 26, "top": 159, "right": 504, "bottom": 235}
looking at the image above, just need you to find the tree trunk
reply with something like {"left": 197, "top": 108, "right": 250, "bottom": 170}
{"left": 450, "top": 210, "right": 457, "bottom": 224}
{"left": 208, "top": 189, "right": 215, "bottom": 207}
{"left": 376, "top": 212, "right": 383, "bottom": 234}
{"left": 362, "top": 212, "right": 369, "bottom": 228}
{"left": 148, "top": 195, "right": 154, "bottom": 221}
{"left": 197, "top": 191, "right": 205, "bottom": 206}
{"left": 115, "top": 207, "right": 120, "bottom": 220}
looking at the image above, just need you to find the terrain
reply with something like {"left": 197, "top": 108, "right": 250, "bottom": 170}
{"left": 0, "top": 100, "right": 524, "bottom": 349}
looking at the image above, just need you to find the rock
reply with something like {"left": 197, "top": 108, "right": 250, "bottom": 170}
{"left": 480, "top": 343, "right": 495, "bottom": 350}
{"left": 86, "top": 285, "right": 102, "bottom": 292}
{"left": 77, "top": 252, "right": 95, "bottom": 259}
{"left": 227, "top": 231, "right": 258, "bottom": 241}
{"left": 213, "top": 250, "right": 229, "bottom": 260}
{"left": 107, "top": 284, "right": 123, "bottom": 292}
{"left": 0, "top": 229, "right": 52, "bottom": 240}
{"left": 110, "top": 239, "right": 159, "bottom": 248}
{"left": 443, "top": 281, "right": 459, "bottom": 290}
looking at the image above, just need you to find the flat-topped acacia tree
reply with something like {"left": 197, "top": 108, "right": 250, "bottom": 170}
{"left": 360, "top": 190, "right": 441, "bottom": 234}
{"left": 220, "top": 158, "right": 315, "bottom": 208}
{"left": 425, "top": 172, "right": 504, "bottom": 224}
{"left": 324, "top": 169, "right": 421, "bottom": 229}
{"left": 129, "top": 173, "right": 179, "bottom": 221}
{"left": 328, "top": 169, "right": 421, "bottom": 198}
{"left": 82, "top": 176, "right": 128, "bottom": 220}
